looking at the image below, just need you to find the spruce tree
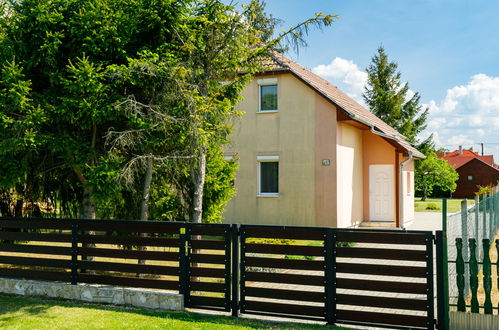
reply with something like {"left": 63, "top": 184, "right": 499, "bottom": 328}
{"left": 363, "top": 46, "right": 429, "bottom": 144}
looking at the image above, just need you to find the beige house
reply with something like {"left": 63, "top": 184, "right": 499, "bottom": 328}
{"left": 223, "top": 54, "right": 424, "bottom": 228}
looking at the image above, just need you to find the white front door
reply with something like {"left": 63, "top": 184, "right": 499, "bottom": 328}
{"left": 369, "top": 165, "right": 395, "bottom": 222}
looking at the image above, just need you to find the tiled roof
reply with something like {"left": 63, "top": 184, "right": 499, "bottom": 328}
{"left": 439, "top": 149, "right": 498, "bottom": 169}
{"left": 269, "top": 53, "right": 425, "bottom": 159}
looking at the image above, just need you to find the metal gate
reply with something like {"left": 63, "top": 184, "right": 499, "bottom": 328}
{"left": 237, "top": 225, "right": 435, "bottom": 329}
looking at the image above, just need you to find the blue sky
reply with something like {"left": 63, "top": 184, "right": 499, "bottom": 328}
{"left": 259, "top": 0, "right": 499, "bottom": 159}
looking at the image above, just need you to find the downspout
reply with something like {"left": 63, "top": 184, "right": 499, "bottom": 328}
{"left": 348, "top": 114, "right": 412, "bottom": 228}
{"left": 399, "top": 151, "right": 413, "bottom": 229}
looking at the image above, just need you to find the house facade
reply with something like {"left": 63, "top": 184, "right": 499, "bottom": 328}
{"left": 223, "top": 54, "right": 424, "bottom": 228}
{"left": 439, "top": 148, "right": 499, "bottom": 198}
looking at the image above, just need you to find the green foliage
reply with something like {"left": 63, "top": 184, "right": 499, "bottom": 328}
{"left": 0, "top": 0, "right": 335, "bottom": 223}
{"left": 415, "top": 152, "right": 459, "bottom": 200}
{"left": 476, "top": 185, "right": 493, "bottom": 197}
{"left": 425, "top": 203, "right": 438, "bottom": 210}
{"left": 363, "top": 46, "right": 429, "bottom": 144}
{"left": 284, "top": 255, "right": 303, "bottom": 260}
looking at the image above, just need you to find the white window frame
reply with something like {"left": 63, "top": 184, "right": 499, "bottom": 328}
{"left": 257, "top": 78, "right": 278, "bottom": 113}
{"left": 257, "top": 155, "right": 279, "bottom": 197}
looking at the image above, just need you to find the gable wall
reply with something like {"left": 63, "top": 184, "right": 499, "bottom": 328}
{"left": 454, "top": 159, "right": 499, "bottom": 198}
{"left": 223, "top": 73, "right": 317, "bottom": 226}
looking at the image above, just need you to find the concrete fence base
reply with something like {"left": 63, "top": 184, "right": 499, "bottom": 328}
{"left": 450, "top": 311, "right": 499, "bottom": 330}
{"left": 0, "top": 277, "right": 183, "bottom": 311}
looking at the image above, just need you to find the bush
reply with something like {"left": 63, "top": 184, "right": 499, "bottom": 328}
{"left": 426, "top": 203, "right": 438, "bottom": 210}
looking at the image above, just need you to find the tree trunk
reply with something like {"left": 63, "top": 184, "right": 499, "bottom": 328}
{"left": 138, "top": 157, "right": 153, "bottom": 272}
{"left": 80, "top": 184, "right": 96, "bottom": 267}
{"left": 191, "top": 148, "right": 207, "bottom": 223}
{"left": 422, "top": 186, "right": 427, "bottom": 201}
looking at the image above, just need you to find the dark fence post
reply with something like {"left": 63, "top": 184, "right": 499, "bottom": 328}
{"left": 224, "top": 225, "right": 231, "bottom": 312}
{"left": 231, "top": 224, "right": 239, "bottom": 317}
{"left": 239, "top": 226, "right": 246, "bottom": 314}
{"left": 436, "top": 231, "right": 449, "bottom": 330}
{"left": 426, "top": 233, "right": 435, "bottom": 330}
{"left": 179, "top": 223, "right": 191, "bottom": 306}
{"left": 71, "top": 218, "right": 78, "bottom": 285}
{"left": 325, "top": 228, "right": 336, "bottom": 324}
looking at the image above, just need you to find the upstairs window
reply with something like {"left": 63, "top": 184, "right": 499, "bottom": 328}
{"left": 257, "top": 156, "right": 279, "bottom": 196}
{"left": 258, "top": 78, "right": 278, "bottom": 112}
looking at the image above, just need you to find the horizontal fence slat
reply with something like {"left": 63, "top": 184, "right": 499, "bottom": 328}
{"left": 244, "top": 301, "right": 324, "bottom": 317}
{"left": 336, "top": 262, "right": 427, "bottom": 278}
{"left": 0, "top": 219, "right": 71, "bottom": 230}
{"left": 189, "top": 281, "right": 225, "bottom": 293}
{"left": 244, "top": 243, "right": 323, "bottom": 256}
{"left": 190, "top": 267, "right": 226, "bottom": 278}
{"left": 336, "top": 278, "right": 427, "bottom": 294}
{"left": 245, "top": 256, "right": 324, "bottom": 271}
{"left": 0, "top": 255, "right": 70, "bottom": 269}
{"left": 0, "top": 232, "right": 71, "bottom": 243}
{"left": 78, "top": 260, "right": 178, "bottom": 276}
{"left": 337, "top": 309, "right": 428, "bottom": 328}
{"left": 0, "top": 268, "right": 71, "bottom": 282}
{"left": 190, "top": 239, "right": 226, "bottom": 250}
{"left": 245, "top": 287, "right": 324, "bottom": 303}
{"left": 77, "top": 221, "right": 181, "bottom": 234}
{"left": 189, "top": 296, "right": 226, "bottom": 308}
{"left": 336, "top": 246, "right": 427, "bottom": 261}
{"left": 79, "top": 235, "right": 178, "bottom": 247}
{"left": 79, "top": 247, "right": 179, "bottom": 262}
{"left": 190, "top": 253, "right": 226, "bottom": 264}
{"left": 0, "top": 244, "right": 71, "bottom": 256}
{"left": 244, "top": 272, "right": 324, "bottom": 286}
{"left": 336, "top": 293, "right": 428, "bottom": 311}
{"left": 243, "top": 227, "right": 325, "bottom": 240}
{"left": 336, "top": 231, "right": 428, "bottom": 245}
{"left": 78, "top": 273, "right": 179, "bottom": 291}
{"left": 190, "top": 225, "right": 229, "bottom": 236}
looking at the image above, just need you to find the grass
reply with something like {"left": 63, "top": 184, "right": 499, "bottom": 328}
{"left": 0, "top": 294, "right": 348, "bottom": 330}
{"left": 414, "top": 198, "right": 475, "bottom": 213}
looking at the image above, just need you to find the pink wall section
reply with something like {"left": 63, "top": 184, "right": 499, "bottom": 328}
{"left": 362, "top": 131, "right": 397, "bottom": 221}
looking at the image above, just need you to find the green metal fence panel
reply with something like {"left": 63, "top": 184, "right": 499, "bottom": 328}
{"left": 469, "top": 238, "right": 479, "bottom": 313}
{"left": 455, "top": 238, "right": 465, "bottom": 311}
{"left": 482, "top": 239, "right": 492, "bottom": 314}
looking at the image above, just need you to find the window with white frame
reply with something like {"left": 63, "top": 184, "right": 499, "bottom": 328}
{"left": 258, "top": 78, "right": 278, "bottom": 112}
{"left": 257, "top": 155, "right": 279, "bottom": 196}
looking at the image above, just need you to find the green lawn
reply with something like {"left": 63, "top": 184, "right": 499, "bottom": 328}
{"left": 414, "top": 198, "right": 474, "bottom": 213}
{"left": 0, "top": 294, "right": 348, "bottom": 330}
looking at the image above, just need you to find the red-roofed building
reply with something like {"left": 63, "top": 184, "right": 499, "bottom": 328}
{"left": 438, "top": 147, "right": 499, "bottom": 198}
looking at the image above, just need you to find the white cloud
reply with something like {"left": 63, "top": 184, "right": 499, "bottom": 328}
{"left": 312, "top": 57, "right": 367, "bottom": 102}
{"left": 422, "top": 73, "right": 499, "bottom": 160}
{"left": 312, "top": 57, "right": 499, "bottom": 160}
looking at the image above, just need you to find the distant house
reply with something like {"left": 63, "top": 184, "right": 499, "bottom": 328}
{"left": 223, "top": 53, "right": 424, "bottom": 229}
{"left": 438, "top": 147, "right": 499, "bottom": 198}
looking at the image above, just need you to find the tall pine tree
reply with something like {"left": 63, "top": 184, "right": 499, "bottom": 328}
{"left": 363, "top": 46, "right": 429, "bottom": 144}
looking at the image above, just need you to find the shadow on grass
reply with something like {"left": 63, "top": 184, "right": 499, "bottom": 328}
{"left": 0, "top": 294, "right": 341, "bottom": 329}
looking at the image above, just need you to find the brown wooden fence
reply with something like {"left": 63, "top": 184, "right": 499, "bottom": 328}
{"left": 239, "top": 225, "right": 435, "bottom": 329}
{"left": 0, "top": 218, "right": 231, "bottom": 311}
{"left": 0, "top": 218, "right": 440, "bottom": 329}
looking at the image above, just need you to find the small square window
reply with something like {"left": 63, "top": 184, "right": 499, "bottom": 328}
{"left": 468, "top": 175, "right": 473, "bottom": 181}
{"left": 259, "top": 85, "right": 278, "bottom": 112}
